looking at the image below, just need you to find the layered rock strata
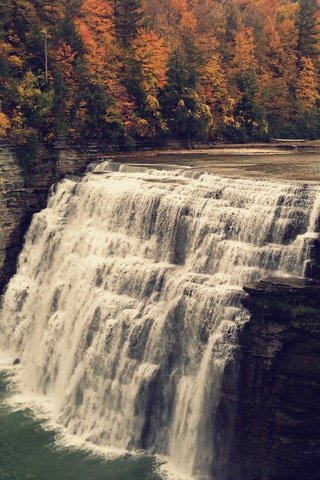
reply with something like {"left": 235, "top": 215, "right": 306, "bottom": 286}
{"left": 217, "top": 278, "right": 320, "bottom": 480}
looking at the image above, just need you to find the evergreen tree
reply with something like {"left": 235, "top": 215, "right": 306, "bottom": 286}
{"left": 160, "top": 52, "right": 212, "bottom": 146}
{"left": 114, "top": 0, "right": 143, "bottom": 47}
{"left": 224, "top": 72, "right": 269, "bottom": 142}
{"left": 296, "top": 0, "right": 319, "bottom": 58}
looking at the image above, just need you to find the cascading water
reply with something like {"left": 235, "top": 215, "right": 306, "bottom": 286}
{"left": 0, "top": 162, "right": 319, "bottom": 479}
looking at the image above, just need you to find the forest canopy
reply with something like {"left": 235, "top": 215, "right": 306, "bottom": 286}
{"left": 0, "top": 0, "right": 319, "bottom": 146}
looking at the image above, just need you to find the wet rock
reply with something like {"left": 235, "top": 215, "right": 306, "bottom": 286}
{"left": 215, "top": 276, "right": 320, "bottom": 480}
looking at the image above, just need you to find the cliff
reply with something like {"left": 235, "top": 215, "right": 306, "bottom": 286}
{"left": 217, "top": 278, "right": 320, "bottom": 480}
{"left": 0, "top": 143, "right": 99, "bottom": 293}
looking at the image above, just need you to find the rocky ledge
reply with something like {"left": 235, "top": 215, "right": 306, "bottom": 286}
{"left": 216, "top": 277, "right": 320, "bottom": 480}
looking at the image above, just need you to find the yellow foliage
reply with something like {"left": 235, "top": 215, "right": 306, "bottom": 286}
{"left": 296, "top": 57, "right": 319, "bottom": 111}
{"left": 0, "top": 41, "right": 13, "bottom": 55}
{"left": 199, "top": 53, "right": 235, "bottom": 128}
{"left": 0, "top": 40, "right": 24, "bottom": 70}
{"left": 200, "top": 54, "right": 227, "bottom": 97}
{"left": 16, "top": 71, "right": 54, "bottom": 118}
{"left": 8, "top": 55, "right": 24, "bottom": 69}
{"left": 131, "top": 115, "right": 149, "bottom": 137}
{"left": 11, "top": 108, "right": 25, "bottom": 129}
{"left": 17, "top": 71, "right": 40, "bottom": 99}
{"left": 133, "top": 29, "right": 171, "bottom": 92}
{"left": 146, "top": 95, "right": 160, "bottom": 111}
{"left": 0, "top": 112, "right": 11, "bottom": 138}
{"left": 233, "top": 27, "right": 257, "bottom": 74}
{"left": 276, "top": 2, "right": 299, "bottom": 23}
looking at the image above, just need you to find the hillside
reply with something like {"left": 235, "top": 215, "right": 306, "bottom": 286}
{"left": 0, "top": 0, "right": 319, "bottom": 150}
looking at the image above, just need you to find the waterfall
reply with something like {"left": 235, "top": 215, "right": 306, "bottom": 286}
{"left": 1, "top": 162, "right": 319, "bottom": 479}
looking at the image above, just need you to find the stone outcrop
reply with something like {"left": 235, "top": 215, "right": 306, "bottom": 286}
{"left": 216, "top": 277, "right": 320, "bottom": 480}
{"left": 0, "top": 145, "right": 39, "bottom": 293}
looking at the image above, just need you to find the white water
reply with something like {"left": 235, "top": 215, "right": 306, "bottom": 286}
{"left": 1, "top": 163, "right": 319, "bottom": 479}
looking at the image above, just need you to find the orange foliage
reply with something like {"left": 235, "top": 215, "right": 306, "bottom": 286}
{"left": 132, "top": 29, "right": 171, "bottom": 92}
{"left": 80, "top": 0, "right": 114, "bottom": 43}
{"left": 296, "top": 57, "right": 319, "bottom": 111}
{"left": 232, "top": 27, "right": 257, "bottom": 74}
{"left": 0, "top": 112, "right": 11, "bottom": 138}
{"left": 51, "top": 43, "right": 77, "bottom": 86}
{"left": 76, "top": 0, "right": 121, "bottom": 97}
{"left": 1, "top": 0, "right": 320, "bottom": 142}
{"left": 180, "top": 10, "right": 197, "bottom": 32}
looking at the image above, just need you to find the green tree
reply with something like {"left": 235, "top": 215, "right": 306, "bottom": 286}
{"left": 114, "top": 0, "right": 143, "bottom": 47}
{"left": 296, "top": 0, "right": 319, "bottom": 58}
{"left": 160, "top": 52, "right": 212, "bottom": 146}
{"left": 224, "top": 71, "right": 269, "bottom": 143}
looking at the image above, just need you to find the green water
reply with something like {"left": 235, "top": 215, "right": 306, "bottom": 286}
{"left": 0, "top": 371, "right": 163, "bottom": 480}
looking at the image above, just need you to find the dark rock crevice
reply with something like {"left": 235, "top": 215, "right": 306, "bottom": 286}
{"left": 216, "top": 278, "right": 320, "bottom": 480}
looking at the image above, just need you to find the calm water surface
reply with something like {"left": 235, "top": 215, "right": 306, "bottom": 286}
{"left": 115, "top": 148, "right": 320, "bottom": 183}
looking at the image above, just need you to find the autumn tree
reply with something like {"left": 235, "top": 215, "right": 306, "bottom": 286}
{"left": 118, "top": 27, "right": 170, "bottom": 138}
{"left": 77, "top": 0, "right": 117, "bottom": 89}
{"left": 132, "top": 28, "right": 170, "bottom": 94}
{"left": 224, "top": 72, "right": 269, "bottom": 142}
{"left": 0, "top": 112, "right": 11, "bottom": 138}
{"left": 198, "top": 52, "right": 235, "bottom": 133}
{"left": 0, "top": 0, "right": 320, "bottom": 146}
{"left": 232, "top": 27, "right": 257, "bottom": 77}
{"left": 225, "top": 26, "right": 269, "bottom": 141}
{"left": 296, "top": 56, "right": 319, "bottom": 110}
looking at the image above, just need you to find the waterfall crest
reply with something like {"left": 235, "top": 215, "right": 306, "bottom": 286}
{"left": 1, "top": 163, "right": 319, "bottom": 479}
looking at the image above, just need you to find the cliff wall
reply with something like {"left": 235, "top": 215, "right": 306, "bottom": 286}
{"left": 0, "top": 143, "right": 97, "bottom": 293}
{"left": 216, "top": 278, "right": 320, "bottom": 480}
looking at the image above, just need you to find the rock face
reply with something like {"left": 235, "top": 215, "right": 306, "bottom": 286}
{"left": 0, "top": 145, "right": 40, "bottom": 293}
{"left": 217, "top": 278, "right": 320, "bottom": 480}
{"left": 0, "top": 142, "right": 98, "bottom": 293}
